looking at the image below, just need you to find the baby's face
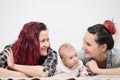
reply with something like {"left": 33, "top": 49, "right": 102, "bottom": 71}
{"left": 62, "top": 50, "right": 79, "bottom": 68}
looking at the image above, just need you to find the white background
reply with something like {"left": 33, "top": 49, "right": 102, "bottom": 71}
{"left": 0, "top": 0, "right": 120, "bottom": 53}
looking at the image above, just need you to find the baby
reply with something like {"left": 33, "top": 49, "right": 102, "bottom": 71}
{"left": 55, "top": 43, "right": 88, "bottom": 77}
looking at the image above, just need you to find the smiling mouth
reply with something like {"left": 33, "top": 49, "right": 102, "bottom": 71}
{"left": 42, "top": 47, "right": 47, "bottom": 51}
{"left": 84, "top": 50, "right": 88, "bottom": 53}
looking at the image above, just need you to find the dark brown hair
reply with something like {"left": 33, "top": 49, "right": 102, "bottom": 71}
{"left": 88, "top": 20, "right": 116, "bottom": 50}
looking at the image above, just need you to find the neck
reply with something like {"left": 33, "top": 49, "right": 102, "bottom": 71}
{"left": 93, "top": 51, "right": 107, "bottom": 63}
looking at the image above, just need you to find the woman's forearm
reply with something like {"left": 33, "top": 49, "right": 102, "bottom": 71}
{"left": 12, "top": 64, "right": 49, "bottom": 77}
{"left": 96, "top": 68, "right": 120, "bottom": 75}
{"left": 0, "top": 68, "right": 28, "bottom": 77}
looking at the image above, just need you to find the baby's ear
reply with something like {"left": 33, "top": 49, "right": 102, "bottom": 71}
{"left": 61, "top": 58, "right": 65, "bottom": 63}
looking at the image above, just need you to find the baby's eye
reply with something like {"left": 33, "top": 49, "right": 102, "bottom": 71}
{"left": 70, "top": 57, "right": 73, "bottom": 59}
{"left": 75, "top": 54, "right": 77, "bottom": 56}
{"left": 47, "top": 38, "right": 49, "bottom": 42}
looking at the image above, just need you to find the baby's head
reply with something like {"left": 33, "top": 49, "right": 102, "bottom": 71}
{"left": 59, "top": 43, "right": 79, "bottom": 68}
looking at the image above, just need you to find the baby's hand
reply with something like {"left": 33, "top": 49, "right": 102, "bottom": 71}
{"left": 79, "top": 73, "right": 87, "bottom": 77}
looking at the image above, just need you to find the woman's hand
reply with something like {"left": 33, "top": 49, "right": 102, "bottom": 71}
{"left": 86, "top": 60, "right": 99, "bottom": 75}
{"left": 4, "top": 48, "right": 15, "bottom": 69}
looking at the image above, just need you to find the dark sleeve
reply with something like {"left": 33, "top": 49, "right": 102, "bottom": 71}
{"left": 42, "top": 48, "right": 58, "bottom": 77}
{"left": 0, "top": 52, "right": 7, "bottom": 68}
{"left": 0, "top": 45, "right": 11, "bottom": 68}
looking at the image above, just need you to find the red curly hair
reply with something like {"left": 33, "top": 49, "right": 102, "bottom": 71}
{"left": 11, "top": 22, "right": 47, "bottom": 65}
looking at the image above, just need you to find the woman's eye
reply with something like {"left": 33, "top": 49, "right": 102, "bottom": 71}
{"left": 86, "top": 42, "right": 91, "bottom": 46}
{"left": 40, "top": 40, "right": 45, "bottom": 43}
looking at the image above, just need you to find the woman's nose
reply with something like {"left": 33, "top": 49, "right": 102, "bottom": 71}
{"left": 45, "top": 41, "right": 49, "bottom": 47}
{"left": 82, "top": 43, "right": 86, "bottom": 50}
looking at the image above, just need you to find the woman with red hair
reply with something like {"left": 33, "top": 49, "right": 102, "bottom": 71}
{"left": 0, "top": 22, "right": 57, "bottom": 77}
{"left": 78, "top": 20, "right": 120, "bottom": 75}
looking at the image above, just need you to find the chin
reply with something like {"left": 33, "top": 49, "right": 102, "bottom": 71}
{"left": 85, "top": 54, "right": 91, "bottom": 58}
{"left": 42, "top": 54, "right": 47, "bottom": 56}
{"left": 41, "top": 52, "right": 47, "bottom": 56}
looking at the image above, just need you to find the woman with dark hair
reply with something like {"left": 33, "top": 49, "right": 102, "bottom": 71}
{"left": 78, "top": 20, "right": 120, "bottom": 75}
{"left": 0, "top": 22, "right": 57, "bottom": 77}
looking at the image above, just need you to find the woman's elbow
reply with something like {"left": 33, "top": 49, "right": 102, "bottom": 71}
{"left": 38, "top": 71, "right": 49, "bottom": 77}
